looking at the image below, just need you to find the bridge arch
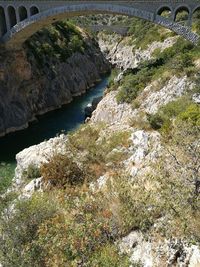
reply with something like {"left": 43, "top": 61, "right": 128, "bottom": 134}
{"left": 2, "top": 3, "right": 199, "bottom": 50}
{"left": 0, "top": 6, "right": 7, "bottom": 37}
{"left": 7, "top": 5, "right": 17, "bottom": 29}
{"left": 18, "top": 6, "right": 28, "bottom": 22}
{"left": 174, "top": 5, "right": 190, "bottom": 24}
{"left": 30, "top": 5, "right": 39, "bottom": 16}
{"left": 193, "top": 6, "right": 200, "bottom": 17}
{"left": 192, "top": 6, "right": 200, "bottom": 31}
{"left": 157, "top": 6, "right": 172, "bottom": 18}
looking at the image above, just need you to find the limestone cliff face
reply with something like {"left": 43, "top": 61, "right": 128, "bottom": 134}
{"left": 98, "top": 32, "right": 177, "bottom": 71}
{"left": 0, "top": 33, "right": 110, "bottom": 137}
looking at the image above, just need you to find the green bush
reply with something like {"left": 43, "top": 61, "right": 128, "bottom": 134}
{"left": 22, "top": 163, "right": 41, "bottom": 181}
{"left": 178, "top": 104, "right": 200, "bottom": 126}
{"left": 88, "top": 244, "right": 130, "bottom": 267}
{"left": 0, "top": 188, "right": 118, "bottom": 267}
{"left": 114, "top": 36, "right": 200, "bottom": 104}
{"left": 33, "top": 189, "right": 116, "bottom": 266}
{"left": 25, "top": 21, "right": 86, "bottom": 68}
{"left": 175, "top": 10, "right": 189, "bottom": 23}
{"left": 148, "top": 97, "right": 194, "bottom": 131}
{"left": 192, "top": 10, "right": 200, "bottom": 34}
{"left": 116, "top": 74, "right": 142, "bottom": 103}
{"left": 116, "top": 65, "right": 154, "bottom": 104}
{"left": 147, "top": 113, "right": 165, "bottom": 130}
{"left": 128, "top": 18, "right": 173, "bottom": 49}
{"left": 0, "top": 163, "right": 15, "bottom": 194}
{"left": 0, "top": 193, "right": 58, "bottom": 267}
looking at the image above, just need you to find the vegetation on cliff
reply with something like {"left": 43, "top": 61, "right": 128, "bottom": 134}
{"left": 0, "top": 163, "right": 15, "bottom": 195}
{"left": 25, "top": 21, "right": 86, "bottom": 68}
{"left": 0, "top": 124, "right": 132, "bottom": 266}
{"left": 115, "top": 38, "right": 199, "bottom": 105}
{"left": 1, "top": 112, "right": 199, "bottom": 266}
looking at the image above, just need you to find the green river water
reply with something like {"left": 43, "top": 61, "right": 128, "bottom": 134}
{"left": 0, "top": 76, "right": 109, "bottom": 165}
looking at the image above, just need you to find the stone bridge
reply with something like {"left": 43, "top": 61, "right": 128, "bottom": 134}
{"left": 0, "top": 0, "right": 200, "bottom": 50}
{"left": 84, "top": 25, "right": 130, "bottom": 36}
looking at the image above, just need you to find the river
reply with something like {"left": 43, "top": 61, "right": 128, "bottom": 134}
{"left": 0, "top": 76, "right": 109, "bottom": 164}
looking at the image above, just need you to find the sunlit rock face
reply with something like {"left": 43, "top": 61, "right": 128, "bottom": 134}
{"left": 14, "top": 134, "right": 67, "bottom": 186}
{"left": 119, "top": 231, "right": 200, "bottom": 267}
{"left": 98, "top": 33, "right": 177, "bottom": 71}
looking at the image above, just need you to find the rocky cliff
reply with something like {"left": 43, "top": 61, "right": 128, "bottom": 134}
{"left": 97, "top": 31, "right": 177, "bottom": 72}
{"left": 12, "top": 73, "right": 200, "bottom": 266}
{"left": 0, "top": 23, "right": 110, "bottom": 137}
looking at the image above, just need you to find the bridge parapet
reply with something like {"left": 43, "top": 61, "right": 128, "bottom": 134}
{"left": 0, "top": 1, "right": 199, "bottom": 49}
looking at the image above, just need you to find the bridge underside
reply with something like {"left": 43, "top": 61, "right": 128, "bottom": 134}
{"left": 0, "top": 3, "right": 199, "bottom": 50}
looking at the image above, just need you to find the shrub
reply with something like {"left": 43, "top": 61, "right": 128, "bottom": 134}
{"left": 147, "top": 113, "right": 165, "bottom": 130}
{"left": 69, "top": 35, "right": 84, "bottom": 53}
{"left": 131, "top": 99, "right": 141, "bottom": 109}
{"left": 116, "top": 67, "right": 153, "bottom": 104}
{"left": 0, "top": 185, "right": 120, "bottom": 266}
{"left": 0, "top": 163, "right": 15, "bottom": 194}
{"left": 175, "top": 11, "right": 189, "bottom": 23}
{"left": 7, "top": 188, "right": 117, "bottom": 267}
{"left": 148, "top": 96, "right": 193, "bottom": 131}
{"left": 108, "top": 174, "right": 162, "bottom": 234}
{"left": 114, "top": 36, "right": 200, "bottom": 104}
{"left": 107, "top": 121, "right": 200, "bottom": 240}
{"left": 192, "top": 11, "right": 200, "bottom": 34}
{"left": 88, "top": 244, "right": 130, "bottom": 267}
{"left": 34, "top": 190, "right": 116, "bottom": 266}
{"left": 178, "top": 104, "right": 200, "bottom": 126}
{"left": 22, "top": 163, "right": 41, "bottom": 181}
{"left": 25, "top": 21, "right": 86, "bottom": 68}
{"left": 128, "top": 18, "right": 171, "bottom": 49}
{"left": 0, "top": 193, "right": 58, "bottom": 267}
{"left": 67, "top": 124, "right": 131, "bottom": 179}
{"left": 41, "top": 154, "right": 85, "bottom": 188}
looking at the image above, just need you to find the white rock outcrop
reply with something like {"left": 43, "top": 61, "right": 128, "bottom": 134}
{"left": 130, "top": 130, "right": 149, "bottom": 164}
{"left": 91, "top": 91, "right": 132, "bottom": 125}
{"left": 21, "top": 177, "right": 43, "bottom": 198}
{"left": 98, "top": 33, "right": 177, "bottom": 71}
{"left": 14, "top": 134, "right": 67, "bottom": 186}
{"left": 119, "top": 231, "right": 200, "bottom": 267}
{"left": 126, "top": 130, "right": 161, "bottom": 178}
{"left": 119, "top": 231, "right": 154, "bottom": 267}
{"left": 193, "top": 93, "right": 200, "bottom": 104}
{"left": 140, "top": 75, "right": 194, "bottom": 114}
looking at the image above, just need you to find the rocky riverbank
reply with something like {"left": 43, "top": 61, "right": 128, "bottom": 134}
{"left": 0, "top": 23, "right": 110, "bottom": 137}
